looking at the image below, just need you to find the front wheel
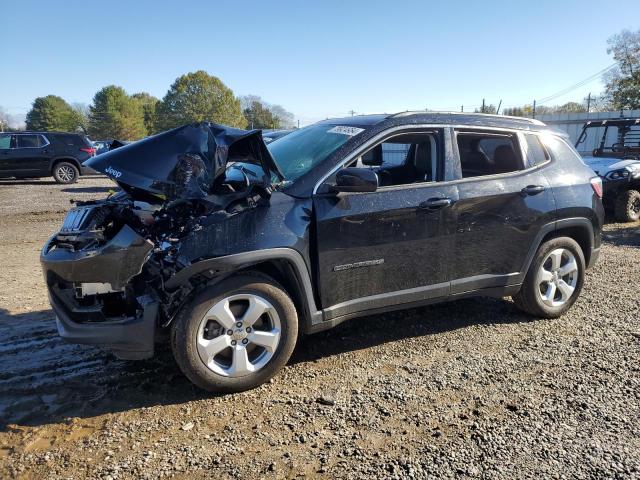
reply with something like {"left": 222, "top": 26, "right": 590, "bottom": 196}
{"left": 171, "top": 273, "right": 298, "bottom": 392}
{"left": 52, "top": 162, "right": 79, "bottom": 184}
{"left": 614, "top": 189, "right": 640, "bottom": 222}
{"left": 513, "top": 236, "right": 585, "bottom": 318}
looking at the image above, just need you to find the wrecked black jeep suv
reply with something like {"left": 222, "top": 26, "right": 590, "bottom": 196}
{"left": 42, "top": 114, "right": 603, "bottom": 392}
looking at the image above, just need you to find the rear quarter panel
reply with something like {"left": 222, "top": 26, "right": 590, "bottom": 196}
{"left": 542, "top": 146, "right": 604, "bottom": 249}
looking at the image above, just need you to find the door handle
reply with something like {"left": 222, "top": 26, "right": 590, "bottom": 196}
{"left": 419, "top": 197, "right": 452, "bottom": 209}
{"left": 521, "top": 185, "right": 545, "bottom": 196}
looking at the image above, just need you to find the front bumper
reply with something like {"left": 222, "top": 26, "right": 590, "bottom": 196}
{"left": 51, "top": 290, "right": 158, "bottom": 360}
{"left": 41, "top": 223, "right": 158, "bottom": 359}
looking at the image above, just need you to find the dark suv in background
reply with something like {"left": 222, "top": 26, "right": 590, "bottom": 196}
{"left": 0, "top": 131, "right": 96, "bottom": 183}
{"left": 41, "top": 113, "right": 603, "bottom": 392}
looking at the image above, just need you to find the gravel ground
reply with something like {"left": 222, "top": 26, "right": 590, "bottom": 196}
{"left": 0, "top": 177, "right": 639, "bottom": 479}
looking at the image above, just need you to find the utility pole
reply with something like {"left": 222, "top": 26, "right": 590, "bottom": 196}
{"left": 348, "top": 110, "right": 356, "bottom": 117}
{"left": 532, "top": 100, "right": 537, "bottom": 119}
{"left": 481, "top": 98, "right": 485, "bottom": 113}
{"left": 297, "top": 119, "right": 300, "bottom": 129}
{"left": 496, "top": 99, "right": 502, "bottom": 115}
{"left": 586, "top": 92, "right": 592, "bottom": 113}
{"left": 461, "top": 105, "right": 464, "bottom": 112}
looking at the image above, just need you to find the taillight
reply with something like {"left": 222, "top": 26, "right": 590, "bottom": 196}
{"left": 80, "top": 147, "right": 96, "bottom": 156}
{"left": 590, "top": 176, "right": 603, "bottom": 199}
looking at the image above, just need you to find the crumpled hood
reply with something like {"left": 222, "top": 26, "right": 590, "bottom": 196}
{"left": 85, "top": 122, "right": 282, "bottom": 200}
{"left": 582, "top": 155, "right": 640, "bottom": 176}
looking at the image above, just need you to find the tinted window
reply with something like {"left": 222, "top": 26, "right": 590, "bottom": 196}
{"left": 523, "top": 133, "right": 549, "bottom": 167}
{"left": 17, "top": 135, "right": 40, "bottom": 148}
{"left": 356, "top": 132, "right": 440, "bottom": 187}
{"left": 0, "top": 134, "right": 11, "bottom": 149}
{"left": 456, "top": 131, "right": 523, "bottom": 178}
{"left": 57, "top": 134, "right": 88, "bottom": 147}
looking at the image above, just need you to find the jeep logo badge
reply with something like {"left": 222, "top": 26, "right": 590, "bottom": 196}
{"left": 105, "top": 166, "right": 122, "bottom": 179}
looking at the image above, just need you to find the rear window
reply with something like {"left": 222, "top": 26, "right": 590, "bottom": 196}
{"left": 456, "top": 131, "right": 523, "bottom": 178}
{"left": 56, "top": 134, "right": 89, "bottom": 147}
{"left": 17, "top": 135, "right": 41, "bottom": 148}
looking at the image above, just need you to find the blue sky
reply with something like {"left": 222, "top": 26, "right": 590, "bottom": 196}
{"left": 0, "top": 0, "right": 637, "bottom": 126}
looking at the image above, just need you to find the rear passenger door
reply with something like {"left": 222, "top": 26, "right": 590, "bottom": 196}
{"left": 450, "top": 129, "right": 556, "bottom": 293}
{"left": 13, "top": 134, "right": 51, "bottom": 175}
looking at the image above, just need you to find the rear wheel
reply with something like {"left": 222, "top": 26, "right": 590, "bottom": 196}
{"left": 513, "top": 237, "right": 585, "bottom": 318}
{"left": 52, "top": 162, "right": 79, "bottom": 184}
{"left": 614, "top": 189, "right": 640, "bottom": 222}
{"left": 171, "top": 273, "right": 298, "bottom": 392}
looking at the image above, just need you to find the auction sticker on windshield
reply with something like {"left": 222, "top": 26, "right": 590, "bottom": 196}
{"left": 328, "top": 126, "right": 365, "bottom": 136}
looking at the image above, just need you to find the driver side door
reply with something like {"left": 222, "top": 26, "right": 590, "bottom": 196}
{"left": 312, "top": 128, "right": 457, "bottom": 320}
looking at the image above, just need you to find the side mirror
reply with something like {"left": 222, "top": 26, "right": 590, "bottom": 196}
{"left": 333, "top": 167, "right": 378, "bottom": 193}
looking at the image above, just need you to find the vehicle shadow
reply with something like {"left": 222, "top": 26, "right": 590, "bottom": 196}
{"left": 0, "top": 180, "right": 58, "bottom": 186}
{"left": 291, "top": 296, "right": 532, "bottom": 365}
{"left": 0, "top": 296, "right": 532, "bottom": 429}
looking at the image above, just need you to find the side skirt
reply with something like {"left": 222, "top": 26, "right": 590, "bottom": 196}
{"left": 308, "top": 282, "right": 521, "bottom": 334}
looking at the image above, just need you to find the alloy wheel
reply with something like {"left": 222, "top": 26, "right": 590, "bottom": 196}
{"left": 196, "top": 294, "right": 281, "bottom": 377}
{"left": 537, "top": 248, "right": 579, "bottom": 307}
{"left": 57, "top": 165, "right": 75, "bottom": 182}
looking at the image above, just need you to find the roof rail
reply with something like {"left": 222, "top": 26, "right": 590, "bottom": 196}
{"left": 389, "top": 110, "right": 546, "bottom": 126}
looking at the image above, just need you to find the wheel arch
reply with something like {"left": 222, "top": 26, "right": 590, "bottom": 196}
{"left": 164, "top": 248, "right": 323, "bottom": 333}
{"left": 50, "top": 157, "right": 82, "bottom": 173}
{"left": 541, "top": 224, "right": 592, "bottom": 266}
{"left": 520, "top": 218, "right": 596, "bottom": 281}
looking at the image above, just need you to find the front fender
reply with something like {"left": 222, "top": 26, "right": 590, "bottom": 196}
{"left": 164, "top": 248, "right": 323, "bottom": 331}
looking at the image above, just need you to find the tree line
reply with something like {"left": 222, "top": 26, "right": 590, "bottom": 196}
{"left": 24, "top": 70, "right": 295, "bottom": 140}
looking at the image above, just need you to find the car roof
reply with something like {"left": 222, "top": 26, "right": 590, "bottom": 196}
{"left": 10, "top": 131, "right": 87, "bottom": 136}
{"left": 317, "top": 111, "right": 548, "bottom": 130}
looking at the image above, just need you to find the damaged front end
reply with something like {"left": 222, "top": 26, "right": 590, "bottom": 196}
{"left": 41, "top": 123, "right": 281, "bottom": 359}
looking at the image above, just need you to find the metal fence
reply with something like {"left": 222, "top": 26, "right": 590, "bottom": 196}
{"left": 536, "top": 110, "right": 640, "bottom": 154}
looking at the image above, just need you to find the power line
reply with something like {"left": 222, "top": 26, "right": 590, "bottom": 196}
{"left": 536, "top": 63, "right": 616, "bottom": 105}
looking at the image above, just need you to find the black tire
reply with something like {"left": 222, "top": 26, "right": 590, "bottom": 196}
{"left": 512, "top": 236, "right": 585, "bottom": 318}
{"left": 52, "top": 162, "right": 79, "bottom": 184}
{"left": 614, "top": 189, "right": 640, "bottom": 222}
{"left": 171, "top": 273, "right": 298, "bottom": 392}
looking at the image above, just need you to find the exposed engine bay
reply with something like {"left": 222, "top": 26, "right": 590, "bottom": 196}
{"left": 40, "top": 123, "right": 283, "bottom": 354}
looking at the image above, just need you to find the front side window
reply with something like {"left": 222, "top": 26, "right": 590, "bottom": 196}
{"left": 456, "top": 131, "right": 523, "bottom": 178}
{"left": 353, "top": 132, "right": 440, "bottom": 187}
{"left": 16, "top": 134, "right": 41, "bottom": 148}
{"left": 0, "top": 133, "right": 12, "bottom": 149}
